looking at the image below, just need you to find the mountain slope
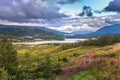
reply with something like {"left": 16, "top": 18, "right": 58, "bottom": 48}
{"left": 36, "top": 27, "right": 66, "bottom": 35}
{"left": 71, "top": 31, "right": 92, "bottom": 35}
{"left": 0, "top": 24, "right": 64, "bottom": 40}
{"left": 93, "top": 24, "right": 120, "bottom": 35}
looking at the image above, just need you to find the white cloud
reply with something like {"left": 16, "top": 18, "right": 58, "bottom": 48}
{"left": 49, "top": 23, "right": 101, "bottom": 33}
{"left": 0, "top": 17, "right": 107, "bottom": 33}
{"left": 48, "top": 17, "right": 106, "bottom": 32}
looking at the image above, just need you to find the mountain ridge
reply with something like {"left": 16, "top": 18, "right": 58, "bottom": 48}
{"left": 93, "top": 24, "right": 120, "bottom": 35}
{"left": 0, "top": 24, "right": 64, "bottom": 40}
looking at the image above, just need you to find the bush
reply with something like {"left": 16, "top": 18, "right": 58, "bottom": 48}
{"left": 105, "top": 53, "right": 116, "bottom": 57}
{"left": 0, "top": 67, "right": 9, "bottom": 80}
{"left": 73, "top": 53, "right": 79, "bottom": 57}
{"left": 35, "top": 55, "right": 63, "bottom": 79}
{"left": 62, "top": 57, "right": 68, "bottom": 62}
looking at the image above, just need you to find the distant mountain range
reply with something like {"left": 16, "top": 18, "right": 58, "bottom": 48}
{"left": 71, "top": 31, "right": 92, "bottom": 35}
{"left": 0, "top": 24, "right": 64, "bottom": 40}
{"left": 92, "top": 24, "right": 120, "bottom": 35}
{"left": 0, "top": 24, "right": 120, "bottom": 39}
{"left": 73, "top": 24, "right": 120, "bottom": 37}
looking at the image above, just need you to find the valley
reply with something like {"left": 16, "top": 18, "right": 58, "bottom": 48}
{"left": 0, "top": 0, "right": 120, "bottom": 80}
{"left": 13, "top": 36, "right": 120, "bottom": 80}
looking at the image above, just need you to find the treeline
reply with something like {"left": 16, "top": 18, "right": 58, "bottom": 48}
{"left": 80, "top": 36, "right": 120, "bottom": 46}
{"left": 0, "top": 37, "right": 63, "bottom": 80}
{"left": 0, "top": 35, "right": 64, "bottom": 42}
{"left": 60, "top": 36, "right": 120, "bottom": 50}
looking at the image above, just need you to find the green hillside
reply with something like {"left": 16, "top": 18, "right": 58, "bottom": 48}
{"left": 14, "top": 41, "right": 120, "bottom": 80}
{"left": 1, "top": 36, "right": 120, "bottom": 80}
{"left": 0, "top": 25, "right": 64, "bottom": 40}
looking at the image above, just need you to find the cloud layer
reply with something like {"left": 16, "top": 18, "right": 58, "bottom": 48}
{"left": 0, "top": 0, "right": 117, "bottom": 33}
{"left": 0, "top": 0, "right": 69, "bottom": 22}
{"left": 48, "top": 18, "right": 106, "bottom": 32}
{"left": 57, "top": 0, "right": 81, "bottom": 4}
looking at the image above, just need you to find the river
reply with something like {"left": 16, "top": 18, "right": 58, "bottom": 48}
{"left": 12, "top": 38, "right": 88, "bottom": 45}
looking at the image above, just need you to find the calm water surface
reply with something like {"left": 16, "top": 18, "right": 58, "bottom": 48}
{"left": 13, "top": 38, "right": 88, "bottom": 45}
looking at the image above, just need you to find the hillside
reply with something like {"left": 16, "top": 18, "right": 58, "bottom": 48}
{"left": 73, "top": 24, "right": 120, "bottom": 37}
{"left": 36, "top": 27, "right": 66, "bottom": 35}
{"left": 1, "top": 36, "right": 120, "bottom": 80}
{"left": 0, "top": 24, "right": 64, "bottom": 40}
{"left": 15, "top": 41, "right": 120, "bottom": 80}
{"left": 93, "top": 24, "right": 120, "bottom": 35}
{"left": 60, "top": 43, "right": 120, "bottom": 80}
{"left": 71, "top": 31, "right": 92, "bottom": 35}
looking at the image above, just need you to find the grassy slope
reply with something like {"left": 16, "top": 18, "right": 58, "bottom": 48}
{"left": 60, "top": 43, "right": 120, "bottom": 80}
{"left": 15, "top": 44, "right": 94, "bottom": 68}
{"left": 14, "top": 43, "right": 120, "bottom": 80}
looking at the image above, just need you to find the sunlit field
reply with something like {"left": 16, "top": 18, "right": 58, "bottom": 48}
{"left": 15, "top": 44, "right": 94, "bottom": 67}
{"left": 13, "top": 36, "right": 120, "bottom": 80}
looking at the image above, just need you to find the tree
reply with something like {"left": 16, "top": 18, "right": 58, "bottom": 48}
{"left": 0, "top": 67, "right": 9, "bottom": 80}
{"left": 43, "top": 54, "right": 52, "bottom": 79}
{"left": 0, "top": 36, "right": 18, "bottom": 77}
{"left": 35, "top": 54, "right": 53, "bottom": 79}
{"left": 35, "top": 53, "right": 63, "bottom": 79}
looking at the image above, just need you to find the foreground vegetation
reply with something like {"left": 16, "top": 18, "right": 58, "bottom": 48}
{"left": 1, "top": 36, "right": 120, "bottom": 80}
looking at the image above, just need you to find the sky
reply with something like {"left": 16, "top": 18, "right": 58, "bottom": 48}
{"left": 60, "top": 0, "right": 112, "bottom": 17}
{"left": 0, "top": 0, "right": 120, "bottom": 33}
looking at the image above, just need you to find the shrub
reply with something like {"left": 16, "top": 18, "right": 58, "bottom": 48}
{"left": 62, "top": 57, "right": 68, "bottom": 62}
{"left": 73, "top": 53, "right": 79, "bottom": 57}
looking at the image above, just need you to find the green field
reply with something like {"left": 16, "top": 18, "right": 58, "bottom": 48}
{"left": 14, "top": 42, "right": 120, "bottom": 80}
{"left": 1, "top": 36, "right": 120, "bottom": 80}
{"left": 15, "top": 44, "right": 94, "bottom": 68}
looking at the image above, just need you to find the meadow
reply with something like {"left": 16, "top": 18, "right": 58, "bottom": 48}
{"left": 1, "top": 36, "right": 120, "bottom": 80}
{"left": 15, "top": 42, "right": 120, "bottom": 79}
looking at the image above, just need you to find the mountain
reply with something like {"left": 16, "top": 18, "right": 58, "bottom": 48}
{"left": 71, "top": 31, "right": 92, "bottom": 35}
{"left": 36, "top": 27, "right": 66, "bottom": 35}
{"left": 72, "top": 24, "right": 120, "bottom": 37}
{"left": 93, "top": 24, "right": 120, "bottom": 35}
{"left": 0, "top": 24, "right": 64, "bottom": 40}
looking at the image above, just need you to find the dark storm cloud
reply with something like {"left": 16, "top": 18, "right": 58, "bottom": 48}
{"left": 0, "top": 0, "right": 68, "bottom": 22}
{"left": 104, "top": 0, "right": 120, "bottom": 12}
{"left": 78, "top": 6, "right": 93, "bottom": 17}
{"left": 57, "top": 0, "right": 81, "bottom": 4}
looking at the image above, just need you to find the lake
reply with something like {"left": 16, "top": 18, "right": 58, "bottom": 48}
{"left": 12, "top": 38, "right": 88, "bottom": 45}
